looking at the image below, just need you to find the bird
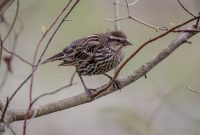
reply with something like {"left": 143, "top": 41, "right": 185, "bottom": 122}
{"left": 42, "top": 30, "right": 132, "bottom": 97}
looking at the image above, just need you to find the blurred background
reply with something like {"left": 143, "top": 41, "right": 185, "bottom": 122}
{"left": 0, "top": 0, "right": 200, "bottom": 134}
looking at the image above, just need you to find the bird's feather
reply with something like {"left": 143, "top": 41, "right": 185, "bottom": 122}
{"left": 42, "top": 34, "right": 102, "bottom": 66}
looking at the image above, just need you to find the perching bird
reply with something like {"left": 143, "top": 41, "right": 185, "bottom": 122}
{"left": 42, "top": 30, "right": 132, "bottom": 97}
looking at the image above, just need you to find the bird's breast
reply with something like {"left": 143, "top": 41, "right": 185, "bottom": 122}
{"left": 77, "top": 48, "right": 124, "bottom": 76}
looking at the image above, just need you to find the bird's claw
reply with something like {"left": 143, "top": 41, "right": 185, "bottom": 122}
{"left": 85, "top": 88, "right": 96, "bottom": 99}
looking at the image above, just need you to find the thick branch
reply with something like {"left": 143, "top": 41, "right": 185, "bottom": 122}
{"left": 7, "top": 24, "right": 199, "bottom": 122}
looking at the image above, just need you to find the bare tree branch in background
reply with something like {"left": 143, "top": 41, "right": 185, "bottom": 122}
{"left": 2, "top": 0, "right": 19, "bottom": 42}
{"left": 0, "top": 35, "right": 2, "bottom": 66}
{"left": 0, "top": 0, "right": 14, "bottom": 16}
{"left": 186, "top": 86, "right": 200, "bottom": 94}
{"left": 177, "top": 0, "right": 196, "bottom": 17}
{"left": 113, "top": 0, "right": 120, "bottom": 30}
{"left": 107, "top": 0, "right": 168, "bottom": 31}
{"left": 0, "top": 0, "right": 25, "bottom": 93}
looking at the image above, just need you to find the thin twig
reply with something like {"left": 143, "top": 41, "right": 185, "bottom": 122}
{"left": 126, "top": 0, "right": 167, "bottom": 31}
{"left": 106, "top": 16, "right": 129, "bottom": 22}
{"left": 0, "top": 0, "right": 14, "bottom": 16}
{"left": 113, "top": 0, "right": 120, "bottom": 30}
{"left": 6, "top": 124, "right": 16, "bottom": 135}
{"left": 1, "top": 45, "right": 33, "bottom": 66}
{"left": 128, "top": 0, "right": 139, "bottom": 6}
{"left": 0, "top": 71, "right": 9, "bottom": 91}
{"left": 177, "top": 0, "right": 196, "bottom": 18}
{"left": 106, "top": 0, "right": 168, "bottom": 31}
{"left": 0, "top": 97, "right": 9, "bottom": 122}
{"left": 9, "top": 74, "right": 32, "bottom": 102}
{"left": 23, "top": 72, "right": 77, "bottom": 135}
{"left": 0, "top": 19, "right": 24, "bottom": 91}
{"left": 2, "top": 0, "right": 19, "bottom": 42}
{"left": 0, "top": 121, "right": 16, "bottom": 135}
{"left": 125, "top": 0, "right": 131, "bottom": 16}
{"left": 195, "top": 12, "right": 200, "bottom": 27}
{"left": 0, "top": 35, "right": 2, "bottom": 66}
{"left": 37, "top": 0, "right": 80, "bottom": 65}
{"left": 186, "top": 86, "right": 200, "bottom": 94}
{"left": 106, "top": 16, "right": 168, "bottom": 31}
{"left": 0, "top": 20, "right": 24, "bottom": 90}
{"left": 129, "top": 16, "right": 168, "bottom": 31}
{"left": 31, "top": 72, "right": 76, "bottom": 106}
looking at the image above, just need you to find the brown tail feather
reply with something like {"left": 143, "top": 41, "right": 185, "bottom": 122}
{"left": 58, "top": 60, "right": 75, "bottom": 66}
{"left": 41, "top": 52, "right": 64, "bottom": 64}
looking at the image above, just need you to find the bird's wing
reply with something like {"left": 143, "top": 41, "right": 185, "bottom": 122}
{"left": 41, "top": 51, "right": 65, "bottom": 64}
{"left": 41, "top": 35, "right": 102, "bottom": 66}
{"left": 60, "top": 35, "right": 102, "bottom": 66}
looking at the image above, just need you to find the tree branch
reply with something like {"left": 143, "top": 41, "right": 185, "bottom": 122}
{"left": 177, "top": 0, "right": 196, "bottom": 17}
{"left": 113, "top": 0, "right": 120, "bottom": 30}
{"left": 6, "top": 23, "right": 199, "bottom": 123}
{"left": 0, "top": 0, "right": 14, "bottom": 16}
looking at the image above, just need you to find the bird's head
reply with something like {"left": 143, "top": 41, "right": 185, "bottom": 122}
{"left": 107, "top": 30, "right": 132, "bottom": 51}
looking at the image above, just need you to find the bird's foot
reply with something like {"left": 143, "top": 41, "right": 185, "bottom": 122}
{"left": 85, "top": 88, "right": 96, "bottom": 99}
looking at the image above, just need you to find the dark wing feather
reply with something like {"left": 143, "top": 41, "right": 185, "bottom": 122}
{"left": 60, "top": 35, "right": 102, "bottom": 66}
{"left": 42, "top": 34, "right": 102, "bottom": 66}
{"left": 41, "top": 52, "right": 64, "bottom": 64}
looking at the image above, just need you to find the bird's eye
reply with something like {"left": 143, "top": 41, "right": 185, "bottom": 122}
{"left": 109, "top": 35, "right": 124, "bottom": 42}
{"left": 115, "top": 38, "right": 125, "bottom": 42}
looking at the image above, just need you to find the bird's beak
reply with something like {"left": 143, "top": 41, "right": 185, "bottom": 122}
{"left": 124, "top": 39, "right": 133, "bottom": 45}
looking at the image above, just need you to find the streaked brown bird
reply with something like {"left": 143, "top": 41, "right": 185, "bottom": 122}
{"left": 42, "top": 30, "right": 132, "bottom": 97}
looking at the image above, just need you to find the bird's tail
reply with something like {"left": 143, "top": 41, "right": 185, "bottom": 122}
{"left": 41, "top": 52, "right": 64, "bottom": 64}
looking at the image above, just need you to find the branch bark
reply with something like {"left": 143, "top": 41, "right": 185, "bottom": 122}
{"left": 1, "top": 23, "right": 198, "bottom": 123}
{"left": 113, "top": 0, "right": 120, "bottom": 30}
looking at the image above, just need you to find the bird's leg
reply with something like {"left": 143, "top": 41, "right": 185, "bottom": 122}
{"left": 77, "top": 72, "right": 95, "bottom": 98}
{"left": 103, "top": 73, "right": 121, "bottom": 89}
